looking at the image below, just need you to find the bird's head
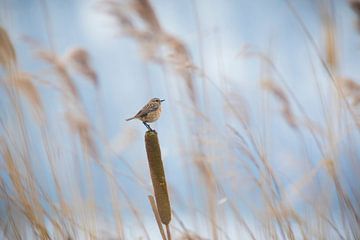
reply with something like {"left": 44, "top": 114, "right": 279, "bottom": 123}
{"left": 150, "top": 98, "right": 165, "bottom": 104}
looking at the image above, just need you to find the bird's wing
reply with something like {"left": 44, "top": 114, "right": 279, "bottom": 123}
{"left": 134, "top": 102, "right": 159, "bottom": 118}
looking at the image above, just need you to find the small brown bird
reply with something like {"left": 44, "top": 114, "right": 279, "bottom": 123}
{"left": 126, "top": 98, "right": 165, "bottom": 131}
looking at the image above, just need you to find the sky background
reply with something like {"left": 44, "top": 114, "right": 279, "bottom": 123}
{"left": 1, "top": 0, "right": 360, "bottom": 239}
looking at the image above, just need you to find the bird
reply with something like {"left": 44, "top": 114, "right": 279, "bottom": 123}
{"left": 126, "top": 98, "right": 165, "bottom": 131}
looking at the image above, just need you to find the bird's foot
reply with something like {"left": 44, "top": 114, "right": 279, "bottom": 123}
{"left": 143, "top": 122, "right": 155, "bottom": 132}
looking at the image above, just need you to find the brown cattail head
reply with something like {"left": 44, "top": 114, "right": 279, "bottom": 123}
{"left": 144, "top": 130, "right": 171, "bottom": 225}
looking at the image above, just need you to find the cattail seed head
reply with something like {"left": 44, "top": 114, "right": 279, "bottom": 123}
{"left": 144, "top": 130, "right": 171, "bottom": 225}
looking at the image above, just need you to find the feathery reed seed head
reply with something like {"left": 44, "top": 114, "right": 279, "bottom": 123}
{"left": 0, "top": 27, "right": 17, "bottom": 71}
{"left": 65, "top": 48, "right": 98, "bottom": 86}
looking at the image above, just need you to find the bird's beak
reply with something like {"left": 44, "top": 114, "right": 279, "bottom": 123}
{"left": 160, "top": 99, "right": 165, "bottom": 102}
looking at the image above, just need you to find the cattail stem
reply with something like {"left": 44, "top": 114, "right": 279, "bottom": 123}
{"left": 166, "top": 224, "right": 172, "bottom": 240}
{"left": 144, "top": 130, "right": 171, "bottom": 225}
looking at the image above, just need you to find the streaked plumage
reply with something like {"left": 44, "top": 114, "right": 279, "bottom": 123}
{"left": 126, "top": 98, "right": 164, "bottom": 131}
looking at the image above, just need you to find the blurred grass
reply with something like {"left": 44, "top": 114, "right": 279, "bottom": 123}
{"left": 1, "top": 0, "right": 360, "bottom": 239}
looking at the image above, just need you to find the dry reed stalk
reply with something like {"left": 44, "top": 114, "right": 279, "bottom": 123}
{"left": 0, "top": 30, "right": 50, "bottom": 237}
{"left": 239, "top": 49, "right": 327, "bottom": 157}
{"left": 93, "top": 154, "right": 151, "bottom": 239}
{"left": 94, "top": 156, "right": 125, "bottom": 239}
{"left": 194, "top": 157, "right": 219, "bottom": 240}
{"left": 37, "top": 48, "right": 100, "bottom": 238}
{"left": 106, "top": 176, "right": 125, "bottom": 239}
{"left": 2, "top": 199, "right": 22, "bottom": 240}
{"left": 225, "top": 91, "right": 250, "bottom": 126}
{"left": 325, "top": 158, "right": 360, "bottom": 233}
{"left": 286, "top": 0, "right": 360, "bottom": 131}
{"left": 171, "top": 210, "right": 198, "bottom": 239}
{"left": 144, "top": 130, "right": 171, "bottom": 225}
{"left": 148, "top": 195, "right": 167, "bottom": 240}
{"left": 119, "top": 184, "right": 151, "bottom": 240}
{"left": 2, "top": 144, "right": 50, "bottom": 239}
{"left": 37, "top": 128, "right": 72, "bottom": 237}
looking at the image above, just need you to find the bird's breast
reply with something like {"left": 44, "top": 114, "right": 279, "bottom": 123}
{"left": 141, "top": 106, "right": 161, "bottom": 122}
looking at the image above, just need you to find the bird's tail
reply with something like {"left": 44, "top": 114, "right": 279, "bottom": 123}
{"left": 126, "top": 117, "right": 135, "bottom": 121}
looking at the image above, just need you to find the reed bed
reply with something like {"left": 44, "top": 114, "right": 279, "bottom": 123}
{"left": 1, "top": 0, "right": 360, "bottom": 239}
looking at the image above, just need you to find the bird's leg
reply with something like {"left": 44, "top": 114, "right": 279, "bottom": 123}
{"left": 143, "top": 122, "right": 154, "bottom": 132}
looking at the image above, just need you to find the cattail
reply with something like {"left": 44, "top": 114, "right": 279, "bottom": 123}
{"left": 144, "top": 130, "right": 171, "bottom": 225}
